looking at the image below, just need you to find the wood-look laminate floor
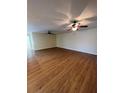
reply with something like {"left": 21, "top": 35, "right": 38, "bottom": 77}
{"left": 27, "top": 47, "right": 97, "bottom": 93}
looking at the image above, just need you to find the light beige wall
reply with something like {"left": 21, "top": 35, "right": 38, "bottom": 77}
{"left": 31, "top": 32, "right": 56, "bottom": 50}
{"left": 56, "top": 28, "right": 97, "bottom": 55}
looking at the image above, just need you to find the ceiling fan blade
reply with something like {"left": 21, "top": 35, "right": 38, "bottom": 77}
{"left": 80, "top": 25, "right": 88, "bottom": 28}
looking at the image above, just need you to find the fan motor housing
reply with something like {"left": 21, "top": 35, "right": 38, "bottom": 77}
{"left": 71, "top": 20, "right": 78, "bottom": 23}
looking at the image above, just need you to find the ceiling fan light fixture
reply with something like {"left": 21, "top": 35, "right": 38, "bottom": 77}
{"left": 72, "top": 23, "right": 80, "bottom": 31}
{"left": 72, "top": 27, "right": 77, "bottom": 31}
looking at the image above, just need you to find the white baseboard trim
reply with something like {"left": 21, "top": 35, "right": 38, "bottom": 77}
{"left": 56, "top": 46, "right": 97, "bottom": 55}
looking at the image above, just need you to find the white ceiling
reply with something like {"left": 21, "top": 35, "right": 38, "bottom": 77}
{"left": 27, "top": 0, "right": 97, "bottom": 33}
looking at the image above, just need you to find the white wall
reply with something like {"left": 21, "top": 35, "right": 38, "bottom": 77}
{"left": 56, "top": 28, "right": 97, "bottom": 55}
{"left": 31, "top": 32, "right": 56, "bottom": 50}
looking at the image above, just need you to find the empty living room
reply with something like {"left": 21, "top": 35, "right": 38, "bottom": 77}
{"left": 27, "top": 0, "right": 97, "bottom": 93}
{"left": 1, "top": 0, "right": 124, "bottom": 93}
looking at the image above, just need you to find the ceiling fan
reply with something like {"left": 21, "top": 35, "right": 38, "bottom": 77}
{"left": 53, "top": 4, "right": 97, "bottom": 32}
{"left": 54, "top": 15, "right": 96, "bottom": 32}
{"left": 67, "top": 19, "right": 88, "bottom": 31}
